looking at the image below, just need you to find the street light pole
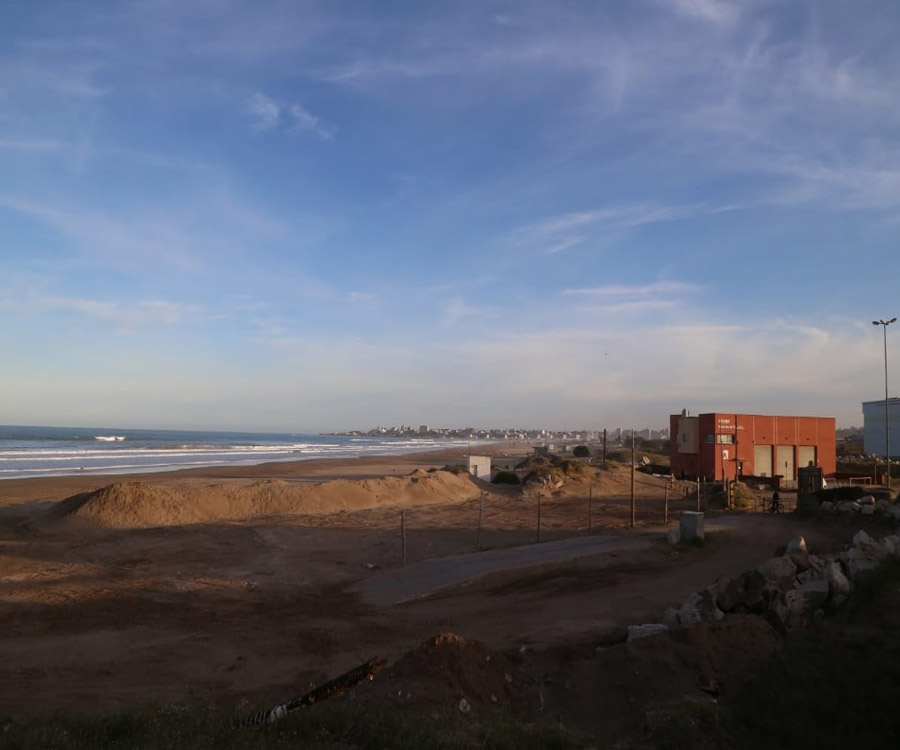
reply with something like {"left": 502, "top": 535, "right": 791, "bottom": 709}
{"left": 873, "top": 317, "right": 897, "bottom": 491}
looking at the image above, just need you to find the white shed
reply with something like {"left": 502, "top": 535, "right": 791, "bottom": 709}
{"left": 466, "top": 455, "right": 492, "bottom": 480}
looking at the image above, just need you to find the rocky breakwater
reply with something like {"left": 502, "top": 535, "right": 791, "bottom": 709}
{"left": 628, "top": 530, "right": 900, "bottom": 641}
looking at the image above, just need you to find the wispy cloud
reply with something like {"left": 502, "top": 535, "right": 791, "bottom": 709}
{"left": 0, "top": 138, "right": 62, "bottom": 151}
{"left": 28, "top": 295, "right": 200, "bottom": 330}
{"left": 564, "top": 281, "right": 701, "bottom": 298}
{"left": 563, "top": 281, "right": 700, "bottom": 316}
{"left": 248, "top": 92, "right": 280, "bottom": 130}
{"left": 666, "top": 0, "right": 739, "bottom": 26}
{"left": 507, "top": 204, "right": 734, "bottom": 254}
{"left": 248, "top": 93, "right": 334, "bottom": 139}
{"left": 546, "top": 236, "right": 585, "bottom": 255}
{"left": 289, "top": 103, "right": 335, "bottom": 140}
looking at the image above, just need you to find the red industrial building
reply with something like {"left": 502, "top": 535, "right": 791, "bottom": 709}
{"left": 669, "top": 411, "right": 836, "bottom": 482}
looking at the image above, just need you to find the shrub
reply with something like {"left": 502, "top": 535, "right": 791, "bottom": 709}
{"left": 552, "top": 458, "right": 588, "bottom": 476}
{"left": 492, "top": 470, "right": 521, "bottom": 485}
{"left": 572, "top": 445, "right": 591, "bottom": 458}
{"left": 441, "top": 464, "right": 469, "bottom": 475}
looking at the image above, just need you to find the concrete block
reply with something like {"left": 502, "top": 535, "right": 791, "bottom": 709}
{"left": 680, "top": 511, "right": 705, "bottom": 542}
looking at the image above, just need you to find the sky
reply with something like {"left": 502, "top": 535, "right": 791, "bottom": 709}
{"left": 1, "top": 0, "right": 899, "bottom": 433}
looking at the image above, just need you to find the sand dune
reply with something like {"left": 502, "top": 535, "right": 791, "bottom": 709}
{"left": 48, "top": 468, "right": 483, "bottom": 529}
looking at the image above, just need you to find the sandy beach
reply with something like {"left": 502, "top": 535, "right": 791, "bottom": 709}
{"left": 0, "top": 444, "right": 858, "bottom": 732}
{"left": 0, "top": 443, "right": 523, "bottom": 508}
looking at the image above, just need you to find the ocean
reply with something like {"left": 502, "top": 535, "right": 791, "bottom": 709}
{"left": 0, "top": 425, "right": 465, "bottom": 481}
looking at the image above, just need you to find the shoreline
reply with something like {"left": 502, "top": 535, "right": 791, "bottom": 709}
{"left": 0, "top": 442, "right": 534, "bottom": 507}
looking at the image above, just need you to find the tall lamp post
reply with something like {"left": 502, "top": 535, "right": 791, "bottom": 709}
{"left": 873, "top": 317, "right": 897, "bottom": 491}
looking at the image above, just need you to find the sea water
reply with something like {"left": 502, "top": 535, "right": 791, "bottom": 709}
{"left": 0, "top": 425, "right": 463, "bottom": 480}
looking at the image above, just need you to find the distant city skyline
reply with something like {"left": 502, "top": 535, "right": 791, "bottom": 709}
{"left": 2, "top": 1, "right": 898, "bottom": 432}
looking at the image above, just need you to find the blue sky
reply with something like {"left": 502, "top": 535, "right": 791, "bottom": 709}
{"left": 1, "top": 0, "right": 899, "bottom": 432}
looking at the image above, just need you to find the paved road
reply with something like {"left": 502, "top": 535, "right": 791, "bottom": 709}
{"left": 357, "top": 530, "right": 661, "bottom": 606}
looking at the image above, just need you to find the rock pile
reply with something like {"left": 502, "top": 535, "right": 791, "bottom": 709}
{"left": 818, "top": 494, "right": 900, "bottom": 521}
{"left": 628, "top": 530, "right": 900, "bottom": 641}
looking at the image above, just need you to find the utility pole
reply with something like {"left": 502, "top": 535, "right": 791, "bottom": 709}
{"left": 873, "top": 318, "right": 897, "bottom": 491}
{"left": 630, "top": 429, "right": 636, "bottom": 528}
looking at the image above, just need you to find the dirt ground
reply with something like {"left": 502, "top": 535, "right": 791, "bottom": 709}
{"left": 0, "top": 447, "right": 874, "bottom": 736}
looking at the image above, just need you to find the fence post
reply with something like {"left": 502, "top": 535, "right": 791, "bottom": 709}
{"left": 664, "top": 483, "right": 669, "bottom": 525}
{"left": 477, "top": 490, "right": 484, "bottom": 551}
{"left": 400, "top": 510, "right": 407, "bottom": 568}
{"left": 536, "top": 493, "right": 542, "bottom": 543}
{"left": 588, "top": 483, "right": 592, "bottom": 534}
{"left": 696, "top": 477, "right": 701, "bottom": 512}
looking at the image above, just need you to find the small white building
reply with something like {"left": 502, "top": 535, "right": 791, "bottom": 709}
{"left": 466, "top": 455, "right": 492, "bottom": 480}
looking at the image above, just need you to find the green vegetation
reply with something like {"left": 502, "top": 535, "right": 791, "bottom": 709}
{"left": 730, "top": 482, "right": 757, "bottom": 510}
{"left": 514, "top": 454, "right": 590, "bottom": 484}
{"left": 440, "top": 464, "right": 469, "bottom": 475}
{"left": 572, "top": 445, "right": 591, "bottom": 458}
{"left": 0, "top": 701, "right": 585, "bottom": 750}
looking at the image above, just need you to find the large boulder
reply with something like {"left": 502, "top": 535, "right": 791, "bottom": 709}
{"left": 852, "top": 530, "right": 887, "bottom": 558}
{"left": 796, "top": 579, "right": 830, "bottom": 611}
{"left": 785, "top": 536, "right": 811, "bottom": 568}
{"left": 844, "top": 547, "right": 880, "bottom": 579}
{"left": 627, "top": 623, "right": 669, "bottom": 641}
{"left": 676, "top": 589, "right": 724, "bottom": 627}
{"left": 770, "top": 589, "right": 810, "bottom": 633}
{"left": 715, "top": 568, "right": 768, "bottom": 613}
{"left": 881, "top": 535, "right": 900, "bottom": 556}
{"left": 825, "top": 560, "right": 852, "bottom": 598}
{"left": 757, "top": 556, "right": 798, "bottom": 592}
{"left": 786, "top": 536, "right": 807, "bottom": 553}
{"left": 796, "top": 557, "right": 827, "bottom": 586}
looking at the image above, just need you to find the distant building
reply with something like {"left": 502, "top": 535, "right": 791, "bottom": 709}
{"left": 669, "top": 411, "right": 836, "bottom": 481}
{"left": 862, "top": 398, "right": 900, "bottom": 459}
{"left": 466, "top": 455, "right": 492, "bottom": 480}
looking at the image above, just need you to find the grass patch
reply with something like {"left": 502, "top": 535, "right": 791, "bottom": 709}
{"left": 641, "top": 698, "right": 726, "bottom": 750}
{"left": 0, "top": 701, "right": 586, "bottom": 750}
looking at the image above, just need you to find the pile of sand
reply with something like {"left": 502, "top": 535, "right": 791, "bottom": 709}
{"left": 366, "top": 633, "right": 526, "bottom": 710}
{"left": 48, "top": 469, "right": 482, "bottom": 529}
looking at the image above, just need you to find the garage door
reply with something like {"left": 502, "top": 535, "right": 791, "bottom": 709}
{"left": 754, "top": 445, "right": 772, "bottom": 477}
{"left": 776, "top": 445, "right": 795, "bottom": 480}
{"left": 797, "top": 446, "right": 816, "bottom": 470}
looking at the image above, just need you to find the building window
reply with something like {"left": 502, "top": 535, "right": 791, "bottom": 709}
{"left": 705, "top": 434, "right": 714, "bottom": 444}
{"left": 716, "top": 434, "right": 734, "bottom": 444}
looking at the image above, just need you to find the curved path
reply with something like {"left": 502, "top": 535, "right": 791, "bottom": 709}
{"left": 358, "top": 530, "right": 658, "bottom": 606}
{"left": 356, "top": 513, "right": 852, "bottom": 609}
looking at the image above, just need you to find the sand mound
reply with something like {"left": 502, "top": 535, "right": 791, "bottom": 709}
{"left": 49, "top": 470, "right": 481, "bottom": 529}
{"left": 367, "top": 633, "right": 526, "bottom": 710}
